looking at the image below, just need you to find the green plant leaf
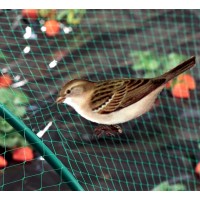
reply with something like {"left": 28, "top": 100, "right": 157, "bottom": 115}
{"left": 146, "top": 59, "right": 160, "bottom": 70}
{"left": 56, "top": 10, "right": 69, "bottom": 21}
{"left": 0, "top": 88, "right": 29, "bottom": 106}
{"left": 0, "top": 88, "right": 29, "bottom": 148}
{"left": 165, "top": 53, "right": 187, "bottom": 70}
{"left": 170, "top": 184, "right": 186, "bottom": 191}
{"left": 130, "top": 51, "right": 160, "bottom": 69}
{"left": 0, "top": 49, "right": 6, "bottom": 60}
{"left": 67, "top": 9, "right": 86, "bottom": 25}
{"left": 0, "top": 88, "right": 13, "bottom": 104}
{"left": 0, "top": 118, "right": 14, "bottom": 132}
{"left": 15, "top": 106, "right": 26, "bottom": 117}
{"left": 144, "top": 72, "right": 157, "bottom": 78}
{"left": 38, "top": 9, "right": 51, "bottom": 18}
{"left": 152, "top": 181, "right": 169, "bottom": 191}
{"left": 152, "top": 181, "right": 186, "bottom": 191}
{"left": 13, "top": 90, "right": 29, "bottom": 105}
{"left": 0, "top": 131, "right": 29, "bottom": 148}
{"left": 130, "top": 51, "right": 188, "bottom": 79}
{"left": 133, "top": 63, "right": 146, "bottom": 70}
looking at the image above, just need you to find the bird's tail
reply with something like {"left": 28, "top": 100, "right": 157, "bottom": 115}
{"left": 159, "top": 56, "right": 196, "bottom": 82}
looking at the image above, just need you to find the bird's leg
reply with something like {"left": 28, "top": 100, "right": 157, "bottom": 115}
{"left": 94, "top": 124, "right": 123, "bottom": 138}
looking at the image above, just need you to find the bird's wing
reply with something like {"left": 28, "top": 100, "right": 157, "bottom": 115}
{"left": 90, "top": 78, "right": 166, "bottom": 114}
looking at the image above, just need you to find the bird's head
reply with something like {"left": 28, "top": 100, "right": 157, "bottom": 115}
{"left": 56, "top": 79, "right": 94, "bottom": 106}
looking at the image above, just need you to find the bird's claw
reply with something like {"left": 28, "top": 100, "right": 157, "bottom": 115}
{"left": 94, "top": 125, "right": 123, "bottom": 138}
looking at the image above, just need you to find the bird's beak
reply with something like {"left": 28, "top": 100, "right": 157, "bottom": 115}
{"left": 56, "top": 96, "right": 65, "bottom": 104}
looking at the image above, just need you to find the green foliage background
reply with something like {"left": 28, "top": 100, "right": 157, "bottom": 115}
{"left": 0, "top": 88, "right": 29, "bottom": 148}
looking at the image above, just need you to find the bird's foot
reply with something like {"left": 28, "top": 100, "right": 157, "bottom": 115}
{"left": 94, "top": 124, "right": 122, "bottom": 138}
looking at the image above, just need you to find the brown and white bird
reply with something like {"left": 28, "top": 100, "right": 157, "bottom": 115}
{"left": 56, "top": 56, "right": 196, "bottom": 137}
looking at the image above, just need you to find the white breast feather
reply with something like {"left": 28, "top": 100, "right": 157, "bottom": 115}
{"left": 62, "top": 86, "right": 164, "bottom": 125}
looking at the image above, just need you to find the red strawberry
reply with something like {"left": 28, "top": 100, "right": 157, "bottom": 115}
{"left": 0, "top": 156, "right": 7, "bottom": 168}
{"left": 0, "top": 74, "right": 12, "bottom": 87}
{"left": 22, "top": 9, "right": 38, "bottom": 20}
{"left": 195, "top": 162, "right": 200, "bottom": 176}
{"left": 177, "top": 74, "right": 196, "bottom": 90}
{"left": 172, "top": 82, "right": 190, "bottom": 98}
{"left": 165, "top": 80, "right": 172, "bottom": 89}
{"left": 44, "top": 20, "right": 60, "bottom": 37}
{"left": 12, "top": 147, "right": 34, "bottom": 162}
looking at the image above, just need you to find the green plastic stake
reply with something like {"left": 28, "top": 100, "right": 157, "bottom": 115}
{"left": 0, "top": 104, "right": 84, "bottom": 191}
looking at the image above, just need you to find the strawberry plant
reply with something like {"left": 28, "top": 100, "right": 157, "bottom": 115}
{"left": 0, "top": 81, "right": 32, "bottom": 166}
{"left": 38, "top": 9, "right": 86, "bottom": 37}
{"left": 20, "top": 9, "right": 86, "bottom": 37}
{"left": 0, "top": 87, "right": 30, "bottom": 148}
{"left": 130, "top": 51, "right": 188, "bottom": 78}
{"left": 130, "top": 51, "right": 196, "bottom": 99}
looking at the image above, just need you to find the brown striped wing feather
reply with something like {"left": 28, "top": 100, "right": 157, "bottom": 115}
{"left": 90, "top": 78, "right": 166, "bottom": 114}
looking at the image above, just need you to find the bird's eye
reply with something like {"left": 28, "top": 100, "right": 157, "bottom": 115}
{"left": 66, "top": 90, "right": 71, "bottom": 94}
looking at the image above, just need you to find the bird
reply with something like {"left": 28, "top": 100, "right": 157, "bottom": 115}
{"left": 56, "top": 56, "right": 196, "bottom": 137}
